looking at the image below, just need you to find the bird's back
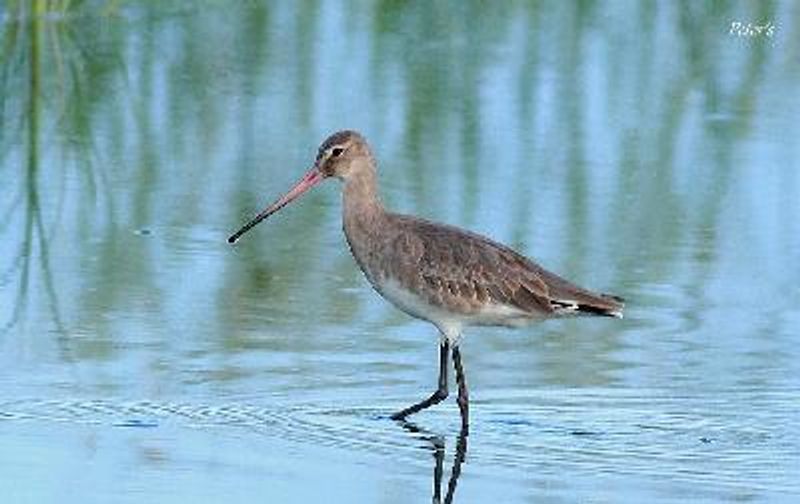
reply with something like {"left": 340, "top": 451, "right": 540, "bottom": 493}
{"left": 344, "top": 211, "right": 624, "bottom": 328}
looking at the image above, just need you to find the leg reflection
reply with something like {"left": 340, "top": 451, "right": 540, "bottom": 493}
{"left": 398, "top": 420, "right": 468, "bottom": 504}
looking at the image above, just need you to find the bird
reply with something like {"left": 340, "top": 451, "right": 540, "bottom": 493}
{"left": 228, "top": 130, "right": 624, "bottom": 432}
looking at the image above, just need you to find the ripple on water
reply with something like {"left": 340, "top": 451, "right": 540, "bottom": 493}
{"left": 0, "top": 388, "right": 797, "bottom": 495}
{"left": 0, "top": 396, "right": 432, "bottom": 466}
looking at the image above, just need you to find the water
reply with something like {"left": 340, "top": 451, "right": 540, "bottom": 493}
{"left": 1, "top": 1, "right": 799, "bottom": 502}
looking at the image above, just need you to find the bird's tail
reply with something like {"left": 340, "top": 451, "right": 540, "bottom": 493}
{"left": 576, "top": 294, "right": 625, "bottom": 319}
{"left": 550, "top": 292, "right": 625, "bottom": 319}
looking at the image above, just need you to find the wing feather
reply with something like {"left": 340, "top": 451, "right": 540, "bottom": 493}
{"left": 376, "top": 214, "right": 623, "bottom": 318}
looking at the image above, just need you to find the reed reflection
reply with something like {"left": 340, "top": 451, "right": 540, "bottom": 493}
{"left": 0, "top": 9, "right": 65, "bottom": 337}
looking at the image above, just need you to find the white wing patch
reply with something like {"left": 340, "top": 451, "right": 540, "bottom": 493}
{"left": 550, "top": 299, "right": 624, "bottom": 319}
{"left": 550, "top": 299, "right": 580, "bottom": 315}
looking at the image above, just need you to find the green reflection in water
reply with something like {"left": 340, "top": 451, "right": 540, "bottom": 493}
{"left": 0, "top": 0, "right": 795, "bottom": 372}
{"left": 0, "top": 1, "right": 799, "bottom": 501}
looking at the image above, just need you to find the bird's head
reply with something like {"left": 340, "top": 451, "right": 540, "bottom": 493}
{"left": 314, "top": 130, "right": 373, "bottom": 181}
{"left": 227, "top": 129, "right": 373, "bottom": 244}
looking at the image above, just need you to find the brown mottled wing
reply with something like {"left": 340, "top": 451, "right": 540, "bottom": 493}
{"left": 383, "top": 214, "right": 623, "bottom": 318}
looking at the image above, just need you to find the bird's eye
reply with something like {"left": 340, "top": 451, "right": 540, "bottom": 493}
{"left": 331, "top": 147, "right": 344, "bottom": 158}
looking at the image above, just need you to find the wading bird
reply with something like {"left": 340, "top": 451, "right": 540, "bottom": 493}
{"left": 229, "top": 130, "right": 624, "bottom": 432}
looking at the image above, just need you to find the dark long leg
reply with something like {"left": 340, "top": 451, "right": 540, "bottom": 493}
{"left": 391, "top": 341, "right": 449, "bottom": 420}
{"left": 452, "top": 345, "right": 469, "bottom": 433}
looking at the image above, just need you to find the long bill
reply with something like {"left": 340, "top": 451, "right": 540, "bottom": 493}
{"left": 228, "top": 167, "right": 324, "bottom": 244}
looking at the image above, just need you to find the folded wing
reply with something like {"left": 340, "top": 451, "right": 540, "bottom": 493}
{"left": 383, "top": 215, "right": 624, "bottom": 320}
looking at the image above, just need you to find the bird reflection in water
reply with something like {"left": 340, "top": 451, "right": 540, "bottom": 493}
{"left": 398, "top": 420, "right": 468, "bottom": 504}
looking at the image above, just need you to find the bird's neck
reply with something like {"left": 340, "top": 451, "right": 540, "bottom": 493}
{"left": 343, "top": 163, "right": 384, "bottom": 219}
{"left": 342, "top": 163, "right": 386, "bottom": 244}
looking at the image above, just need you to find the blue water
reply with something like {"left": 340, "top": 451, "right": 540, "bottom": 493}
{"left": 1, "top": 1, "right": 798, "bottom": 502}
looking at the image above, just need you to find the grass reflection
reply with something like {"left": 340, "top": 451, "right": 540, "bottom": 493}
{"left": 2, "top": 3, "right": 60, "bottom": 334}
{"left": 0, "top": 0, "right": 795, "bottom": 385}
{"left": 0, "top": 0, "right": 125, "bottom": 337}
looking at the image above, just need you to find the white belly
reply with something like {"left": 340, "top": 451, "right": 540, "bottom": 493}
{"left": 375, "top": 278, "right": 536, "bottom": 343}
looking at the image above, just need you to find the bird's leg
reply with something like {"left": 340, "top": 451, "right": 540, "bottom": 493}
{"left": 452, "top": 345, "right": 469, "bottom": 433}
{"left": 391, "top": 341, "right": 449, "bottom": 420}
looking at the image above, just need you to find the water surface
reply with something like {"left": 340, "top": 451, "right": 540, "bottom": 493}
{"left": 1, "top": 1, "right": 798, "bottom": 502}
